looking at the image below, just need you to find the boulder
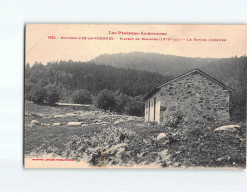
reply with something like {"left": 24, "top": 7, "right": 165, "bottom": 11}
{"left": 66, "top": 113, "right": 76, "bottom": 117}
{"left": 25, "top": 112, "right": 31, "bottom": 117}
{"left": 157, "top": 133, "right": 166, "bottom": 141}
{"left": 214, "top": 125, "right": 240, "bottom": 132}
{"left": 67, "top": 122, "right": 82, "bottom": 127}
{"left": 31, "top": 120, "right": 39, "bottom": 125}
{"left": 53, "top": 115, "right": 64, "bottom": 118}
{"left": 52, "top": 123, "right": 61, "bottom": 126}
{"left": 173, "top": 162, "right": 181, "bottom": 167}
{"left": 114, "top": 119, "right": 125, "bottom": 125}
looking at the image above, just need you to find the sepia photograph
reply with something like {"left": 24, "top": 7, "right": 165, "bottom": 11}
{"left": 24, "top": 24, "right": 246, "bottom": 168}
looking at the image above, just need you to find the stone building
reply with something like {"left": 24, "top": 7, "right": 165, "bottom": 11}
{"left": 143, "top": 69, "right": 234, "bottom": 124}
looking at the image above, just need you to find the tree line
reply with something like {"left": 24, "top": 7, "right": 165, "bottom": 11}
{"left": 25, "top": 61, "right": 172, "bottom": 116}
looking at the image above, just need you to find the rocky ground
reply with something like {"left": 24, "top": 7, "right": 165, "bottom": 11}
{"left": 24, "top": 101, "right": 161, "bottom": 156}
{"left": 24, "top": 100, "right": 246, "bottom": 168}
{"left": 25, "top": 101, "right": 144, "bottom": 127}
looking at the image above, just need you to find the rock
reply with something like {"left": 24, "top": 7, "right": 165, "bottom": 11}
{"left": 25, "top": 112, "right": 31, "bottom": 116}
{"left": 31, "top": 120, "right": 39, "bottom": 125}
{"left": 52, "top": 123, "right": 61, "bottom": 126}
{"left": 67, "top": 122, "right": 82, "bottom": 127}
{"left": 157, "top": 133, "right": 166, "bottom": 141}
{"left": 214, "top": 125, "right": 240, "bottom": 132}
{"left": 127, "top": 117, "right": 133, "bottom": 121}
{"left": 167, "top": 127, "right": 173, "bottom": 131}
{"left": 114, "top": 119, "right": 125, "bottom": 125}
{"left": 65, "top": 113, "right": 76, "bottom": 117}
{"left": 53, "top": 115, "right": 64, "bottom": 118}
{"left": 173, "top": 162, "right": 180, "bottom": 167}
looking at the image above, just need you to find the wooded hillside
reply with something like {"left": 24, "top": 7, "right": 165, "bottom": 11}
{"left": 25, "top": 61, "right": 172, "bottom": 98}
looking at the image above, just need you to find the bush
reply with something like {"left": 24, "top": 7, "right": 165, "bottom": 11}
{"left": 71, "top": 89, "right": 92, "bottom": 104}
{"left": 95, "top": 89, "right": 116, "bottom": 111}
{"left": 25, "top": 81, "right": 35, "bottom": 94}
{"left": 163, "top": 111, "right": 184, "bottom": 128}
{"left": 114, "top": 94, "right": 131, "bottom": 113}
{"left": 25, "top": 81, "right": 36, "bottom": 100}
{"left": 230, "top": 89, "right": 246, "bottom": 122}
{"left": 125, "top": 96, "right": 145, "bottom": 117}
{"left": 44, "top": 85, "right": 60, "bottom": 105}
{"left": 25, "top": 84, "right": 60, "bottom": 105}
{"left": 29, "top": 85, "right": 47, "bottom": 104}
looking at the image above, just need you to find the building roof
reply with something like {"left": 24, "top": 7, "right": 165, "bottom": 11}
{"left": 143, "top": 68, "right": 235, "bottom": 101}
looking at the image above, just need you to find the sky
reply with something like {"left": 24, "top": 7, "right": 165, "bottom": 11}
{"left": 25, "top": 24, "right": 247, "bottom": 65}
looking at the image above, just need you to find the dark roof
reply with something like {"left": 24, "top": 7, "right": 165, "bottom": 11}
{"left": 143, "top": 68, "right": 235, "bottom": 101}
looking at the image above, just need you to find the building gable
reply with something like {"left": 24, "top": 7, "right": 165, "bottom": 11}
{"left": 143, "top": 68, "right": 234, "bottom": 101}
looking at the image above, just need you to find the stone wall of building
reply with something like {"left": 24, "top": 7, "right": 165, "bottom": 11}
{"left": 145, "top": 71, "right": 230, "bottom": 124}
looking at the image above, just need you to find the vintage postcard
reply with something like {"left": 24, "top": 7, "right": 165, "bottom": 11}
{"left": 24, "top": 24, "right": 246, "bottom": 168}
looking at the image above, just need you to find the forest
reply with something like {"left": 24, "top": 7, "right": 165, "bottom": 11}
{"left": 25, "top": 61, "right": 172, "bottom": 116}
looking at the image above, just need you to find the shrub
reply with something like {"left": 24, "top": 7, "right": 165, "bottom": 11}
{"left": 25, "top": 82, "right": 36, "bottom": 101}
{"left": 44, "top": 85, "right": 60, "bottom": 105}
{"left": 25, "top": 81, "right": 35, "bottom": 94}
{"left": 114, "top": 94, "right": 131, "bottom": 113}
{"left": 95, "top": 89, "right": 116, "bottom": 111}
{"left": 125, "top": 96, "right": 145, "bottom": 117}
{"left": 163, "top": 111, "right": 184, "bottom": 128}
{"left": 29, "top": 85, "right": 47, "bottom": 104}
{"left": 71, "top": 89, "right": 92, "bottom": 104}
{"left": 25, "top": 91, "right": 33, "bottom": 101}
{"left": 230, "top": 89, "right": 246, "bottom": 122}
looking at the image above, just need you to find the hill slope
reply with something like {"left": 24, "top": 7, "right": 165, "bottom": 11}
{"left": 92, "top": 52, "right": 218, "bottom": 76}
